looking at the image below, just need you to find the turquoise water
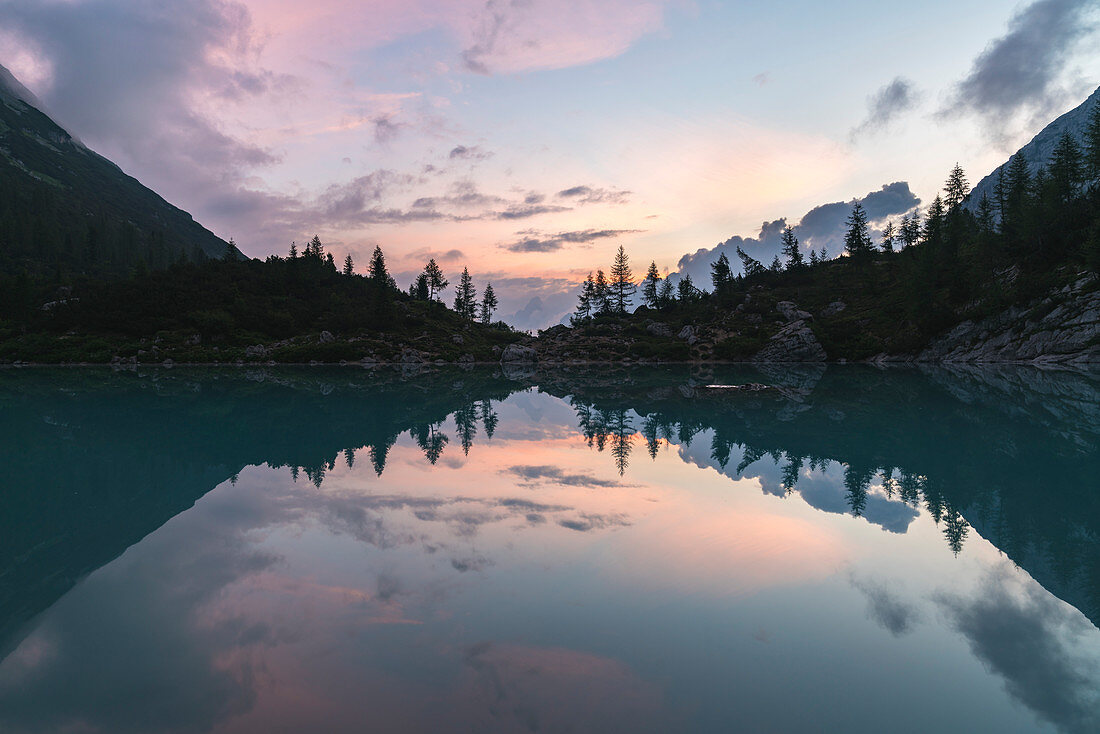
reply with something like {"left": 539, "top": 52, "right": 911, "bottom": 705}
{"left": 1, "top": 365, "right": 1098, "bottom": 733}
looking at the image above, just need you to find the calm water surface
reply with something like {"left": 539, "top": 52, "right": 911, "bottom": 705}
{"left": 1, "top": 365, "right": 1098, "bottom": 733}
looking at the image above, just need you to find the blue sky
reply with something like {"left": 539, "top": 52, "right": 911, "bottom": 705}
{"left": 0, "top": 0, "right": 1097, "bottom": 327}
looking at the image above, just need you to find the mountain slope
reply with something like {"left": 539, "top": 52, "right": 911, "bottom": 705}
{"left": 967, "top": 85, "right": 1100, "bottom": 209}
{"left": 0, "top": 63, "right": 234, "bottom": 279}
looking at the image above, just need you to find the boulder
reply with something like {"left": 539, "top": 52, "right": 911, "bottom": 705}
{"left": 451, "top": 334, "right": 464, "bottom": 345}
{"left": 400, "top": 348, "right": 425, "bottom": 364}
{"left": 500, "top": 344, "right": 538, "bottom": 363}
{"left": 677, "top": 325, "right": 699, "bottom": 346}
{"left": 753, "top": 320, "right": 827, "bottom": 362}
{"left": 820, "top": 301, "right": 847, "bottom": 317}
{"left": 646, "top": 323, "right": 672, "bottom": 337}
{"left": 245, "top": 345, "right": 267, "bottom": 358}
{"left": 458, "top": 353, "right": 475, "bottom": 363}
{"left": 319, "top": 330, "right": 335, "bottom": 344}
{"left": 776, "top": 301, "right": 813, "bottom": 322}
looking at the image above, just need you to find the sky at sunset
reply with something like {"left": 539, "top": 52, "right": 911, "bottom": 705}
{"left": 1, "top": 0, "right": 1098, "bottom": 327}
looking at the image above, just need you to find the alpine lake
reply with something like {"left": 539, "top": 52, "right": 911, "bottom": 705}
{"left": 1, "top": 364, "right": 1098, "bottom": 734}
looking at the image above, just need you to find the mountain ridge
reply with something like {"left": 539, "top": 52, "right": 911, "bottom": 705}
{"left": 967, "top": 85, "right": 1100, "bottom": 210}
{"left": 0, "top": 63, "right": 235, "bottom": 280}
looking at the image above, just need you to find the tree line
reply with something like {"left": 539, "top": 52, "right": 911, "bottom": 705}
{"left": 571, "top": 99, "right": 1100, "bottom": 328}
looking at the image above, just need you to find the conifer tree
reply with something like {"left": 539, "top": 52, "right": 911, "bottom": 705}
{"left": 288, "top": 241, "right": 298, "bottom": 259}
{"left": 411, "top": 273, "right": 430, "bottom": 300}
{"left": 308, "top": 235, "right": 324, "bottom": 259}
{"left": 901, "top": 214, "right": 921, "bottom": 248}
{"left": 657, "top": 277, "right": 674, "bottom": 307}
{"left": 843, "top": 203, "right": 873, "bottom": 258}
{"left": 769, "top": 255, "right": 783, "bottom": 272}
{"left": 609, "top": 244, "right": 636, "bottom": 313}
{"left": 710, "top": 253, "right": 733, "bottom": 292}
{"left": 922, "top": 195, "right": 946, "bottom": 248}
{"left": 809, "top": 248, "right": 820, "bottom": 265}
{"left": 573, "top": 273, "right": 595, "bottom": 323}
{"left": 1085, "top": 101, "right": 1100, "bottom": 182}
{"left": 1003, "top": 152, "right": 1032, "bottom": 237}
{"left": 820, "top": 245, "right": 829, "bottom": 260}
{"left": 422, "top": 259, "right": 448, "bottom": 301}
{"left": 223, "top": 238, "right": 237, "bottom": 262}
{"left": 781, "top": 225, "right": 803, "bottom": 268}
{"left": 677, "top": 273, "right": 697, "bottom": 302}
{"left": 735, "top": 246, "right": 765, "bottom": 277}
{"left": 1049, "top": 131, "right": 1083, "bottom": 203}
{"left": 593, "top": 269, "right": 610, "bottom": 314}
{"left": 944, "top": 163, "right": 970, "bottom": 210}
{"left": 343, "top": 253, "right": 355, "bottom": 276}
{"left": 453, "top": 267, "right": 477, "bottom": 320}
{"left": 642, "top": 261, "right": 662, "bottom": 308}
{"left": 880, "top": 221, "right": 896, "bottom": 252}
{"left": 479, "top": 282, "right": 498, "bottom": 323}
{"left": 368, "top": 246, "right": 390, "bottom": 287}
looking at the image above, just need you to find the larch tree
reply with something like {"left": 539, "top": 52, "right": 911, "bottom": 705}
{"left": 880, "top": 221, "right": 896, "bottom": 252}
{"left": 368, "top": 246, "right": 390, "bottom": 288}
{"left": 573, "top": 273, "right": 595, "bottom": 323}
{"left": 480, "top": 282, "right": 498, "bottom": 323}
{"left": 944, "top": 164, "right": 970, "bottom": 210}
{"left": 642, "top": 261, "right": 662, "bottom": 308}
{"left": 843, "top": 202, "right": 874, "bottom": 259}
{"left": 422, "top": 259, "right": 448, "bottom": 302}
{"left": 657, "top": 277, "right": 674, "bottom": 307}
{"left": 1049, "top": 131, "right": 1084, "bottom": 203}
{"left": 593, "top": 270, "right": 610, "bottom": 314}
{"left": 1085, "top": 100, "right": 1100, "bottom": 181}
{"left": 710, "top": 253, "right": 733, "bottom": 292}
{"left": 781, "top": 225, "right": 803, "bottom": 268}
{"left": 453, "top": 267, "right": 477, "bottom": 320}
{"left": 609, "top": 244, "right": 636, "bottom": 313}
{"left": 736, "top": 246, "right": 765, "bottom": 277}
{"left": 677, "top": 273, "right": 698, "bottom": 302}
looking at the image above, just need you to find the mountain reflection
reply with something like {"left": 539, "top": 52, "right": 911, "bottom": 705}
{"left": 1, "top": 364, "right": 1098, "bottom": 733}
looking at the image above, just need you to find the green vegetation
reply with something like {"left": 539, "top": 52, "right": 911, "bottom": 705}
{"left": 565, "top": 108, "right": 1100, "bottom": 361}
{"left": 0, "top": 240, "right": 519, "bottom": 364}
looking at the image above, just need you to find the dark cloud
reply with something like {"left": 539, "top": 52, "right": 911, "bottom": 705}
{"left": 318, "top": 171, "right": 416, "bottom": 223}
{"left": 941, "top": 0, "right": 1098, "bottom": 131}
{"left": 558, "top": 513, "right": 631, "bottom": 532}
{"left": 936, "top": 566, "right": 1100, "bottom": 733}
{"left": 504, "top": 228, "right": 643, "bottom": 253}
{"left": 449, "top": 144, "right": 493, "bottom": 160}
{"left": 556, "top": 185, "right": 632, "bottom": 205}
{"left": 850, "top": 577, "right": 920, "bottom": 636}
{"left": 506, "top": 465, "right": 625, "bottom": 488}
{"left": 371, "top": 113, "right": 404, "bottom": 143}
{"left": 673, "top": 182, "right": 920, "bottom": 286}
{"left": 850, "top": 77, "right": 920, "bottom": 139}
{"left": 496, "top": 203, "right": 573, "bottom": 220}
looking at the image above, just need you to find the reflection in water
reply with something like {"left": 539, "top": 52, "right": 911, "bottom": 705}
{"left": 0, "top": 365, "right": 1098, "bottom": 733}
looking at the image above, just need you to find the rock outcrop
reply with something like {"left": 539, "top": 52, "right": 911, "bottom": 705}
{"left": 500, "top": 344, "right": 538, "bottom": 363}
{"left": 752, "top": 319, "right": 827, "bottom": 363}
{"left": 916, "top": 274, "right": 1100, "bottom": 364}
